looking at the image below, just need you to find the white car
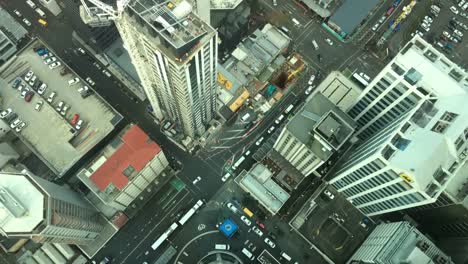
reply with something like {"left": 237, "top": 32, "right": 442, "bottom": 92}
{"left": 77, "top": 47, "right": 86, "bottom": 54}
{"left": 15, "top": 122, "right": 26, "bottom": 133}
{"left": 325, "top": 38, "right": 333, "bottom": 46}
{"left": 78, "top": 86, "right": 89, "bottom": 94}
{"left": 267, "top": 126, "right": 275, "bottom": 134}
{"left": 56, "top": 101, "right": 64, "bottom": 112}
{"left": 35, "top": 101, "right": 43, "bottom": 111}
{"left": 68, "top": 78, "right": 80, "bottom": 86}
{"left": 252, "top": 226, "right": 263, "bottom": 237}
{"left": 102, "top": 69, "right": 112, "bottom": 77}
{"left": 450, "top": 6, "right": 459, "bottom": 14}
{"left": 60, "top": 105, "right": 69, "bottom": 116}
{"left": 38, "top": 83, "right": 47, "bottom": 95}
{"left": 85, "top": 77, "right": 95, "bottom": 86}
{"left": 75, "top": 119, "right": 84, "bottom": 130}
{"left": 308, "top": 75, "right": 316, "bottom": 85}
{"left": 22, "top": 18, "right": 31, "bottom": 26}
{"left": 0, "top": 108, "right": 12, "bottom": 118}
{"left": 44, "top": 57, "right": 57, "bottom": 64}
{"left": 378, "top": 16, "right": 386, "bottom": 24}
{"left": 372, "top": 23, "right": 379, "bottom": 31}
{"left": 275, "top": 114, "right": 284, "bottom": 124}
{"left": 454, "top": 30, "right": 463, "bottom": 37}
{"left": 10, "top": 119, "right": 21, "bottom": 129}
{"left": 305, "top": 85, "right": 314, "bottom": 95}
{"left": 21, "top": 88, "right": 30, "bottom": 98}
{"left": 47, "top": 91, "right": 56, "bottom": 103}
{"left": 255, "top": 137, "right": 264, "bottom": 146}
{"left": 193, "top": 176, "right": 201, "bottom": 185}
{"left": 244, "top": 150, "right": 251, "bottom": 156}
{"left": 323, "top": 189, "right": 335, "bottom": 200}
{"left": 24, "top": 70, "right": 34, "bottom": 81}
{"left": 48, "top": 61, "right": 61, "bottom": 69}
{"left": 443, "top": 31, "right": 451, "bottom": 38}
{"left": 424, "top": 16, "right": 433, "bottom": 23}
{"left": 226, "top": 202, "right": 238, "bottom": 213}
{"left": 240, "top": 216, "right": 251, "bottom": 226}
{"left": 264, "top": 238, "right": 276, "bottom": 248}
{"left": 221, "top": 173, "right": 231, "bottom": 182}
{"left": 28, "top": 75, "right": 37, "bottom": 86}
{"left": 13, "top": 9, "right": 22, "bottom": 17}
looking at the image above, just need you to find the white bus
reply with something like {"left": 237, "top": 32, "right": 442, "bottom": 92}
{"left": 241, "top": 113, "right": 250, "bottom": 122}
{"left": 179, "top": 200, "right": 203, "bottom": 225}
{"left": 151, "top": 223, "right": 178, "bottom": 250}
{"left": 312, "top": 40, "right": 319, "bottom": 50}
{"left": 284, "top": 104, "right": 294, "bottom": 114}
{"left": 232, "top": 156, "right": 246, "bottom": 170}
{"left": 352, "top": 73, "right": 369, "bottom": 87}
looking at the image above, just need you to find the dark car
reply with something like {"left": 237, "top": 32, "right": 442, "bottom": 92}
{"left": 5, "top": 113, "right": 18, "bottom": 123}
{"left": 317, "top": 54, "right": 323, "bottom": 62}
{"left": 12, "top": 79, "right": 21, "bottom": 89}
{"left": 25, "top": 91, "right": 34, "bottom": 102}
{"left": 32, "top": 81, "right": 42, "bottom": 91}
{"left": 244, "top": 122, "right": 254, "bottom": 130}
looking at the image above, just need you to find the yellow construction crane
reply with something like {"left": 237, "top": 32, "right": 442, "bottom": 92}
{"left": 287, "top": 64, "right": 305, "bottom": 81}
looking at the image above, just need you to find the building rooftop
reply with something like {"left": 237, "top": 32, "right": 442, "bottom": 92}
{"left": 287, "top": 93, "right": 355, "bottom": 160}
{"left": 328, "top": 0, "right": 380, "bottom": 35}
{"left": 89, "top": 125, "right": 161, "bottom": 192}
{"left": 238, "top": 163, "right": 290, "bottom": 214}
{"left": 222, "top": 23, "right": 290, "bottom": 88}
{"left": 127, "top": 0, "right": 215, "bottom": 60}
{"left": 210, "top": 0, "right": 243, "bottom": 10}
{"left": 394, "top": 36, "right": 468, "bottom": 94}
{"left": 0, "top": 172, "right": 44, "bottom": 234}
{"left": 0, "top": 40, "right": 121, "bottom": 177}
{"left": 315, "top": 71, "right": 362, "bottom": 112}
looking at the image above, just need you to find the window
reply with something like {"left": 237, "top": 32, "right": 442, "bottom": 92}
{"left": 455, "top": 134, "right": 465, "bottom": 151}
{"left": 431, "top": 121, "right": 449, "bottom": 134}
{"left": 441, "top": 111, "right": 458, "bottom": 122}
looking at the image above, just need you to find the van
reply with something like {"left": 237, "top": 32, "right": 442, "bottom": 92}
{"left": 215, "top": 244, "right": 230, "bottom": 250}
{"left": 312, "top": 40, "right": 319, "bottom": 50}
{"left": 280, "top": 27, "right": 290, "bottom": 34}
{"left": 243, "top": 207, "right": 254, "bottom": 218}
{"left": 35, "top": 8, "right": 46, "bottom": 17}
{"left": 292, "top": 18, "right": 300, "bottom": 26}
{"left": 240, "top": 113, "right": 250, "bottom": 122}
{"left": 26, "top": 0, "right": 36, "bottom": 8}
{"left": 242, "top": 248, "right": 255, "bottom": 260}
{"left": 281, "top": 252, "right": 292, "bottom": 261}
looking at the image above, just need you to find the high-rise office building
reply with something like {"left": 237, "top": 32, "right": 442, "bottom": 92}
{"left": 273, "top": 92, "right": 355, "bottom": 177}
{"left": 0, "top": 172, "right": 104, "bottom": 245}
{"left": 348, "top": 221, "right": 453, "bottom": 264}
{"left": 347, "top": 36, "right": 468, "bottom": 140}
{"left": 329, "top": 37, "right": 468, "bottom": 217}
{"left": 115, "top": 0, "right": 218, "bottom": 138}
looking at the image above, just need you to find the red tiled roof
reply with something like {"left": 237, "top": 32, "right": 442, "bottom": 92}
{"left": 90, "top": 125, "right": 161, "bottom": 191}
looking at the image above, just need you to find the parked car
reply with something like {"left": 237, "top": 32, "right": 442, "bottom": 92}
{"left": 308, "top": 75, "right": 316, "bottom": 85}
{"left": 47, "top": 91, "right": 56, "bottom": 103}
{"left": 450, "top": 6, "right": 459, "bottom": 14}
{"left": 77, "top": 47, "right": 86, "bottom": 54}
{"left": 12, "top": 79, "right": 21, "bottom": 89}
{"left": 10, "top": 119, "right": 21, "bottom": 129}
{"left": 35, "top": 101, "right": 43, "bottom": 111}
{"left": 15, "top": 122, "right": 26, "bottom": 133}
{"left": 28, "top": 75, "right": 37, "bottom": 86}
{"left": 255, "top": 137, "right": 264, "bottom": 146}
{"left": 60, "top": 105, "right": 69, "bottom": 116}
{"left": 264, "top": 237, "right": 276, "bottom": 248}
{"left": 56, "top": 101, "right": 64, "bottom": 112}
{"left": 24, "top": 70, "right": 34, "bottom": 81}
{"left": 267, "top": 126, "right": 275, "bottom": 134}
{"left": 85, "top": 77, "right": 95, "bottom": 86}
{"left": 454, "top": 29, "right": 463, "bottom": 37}
{"left": 323, "top": 189, "right": 335, "bottom": 200}
{"left": 13, "top": 9, "right": 22, "bottom": 17}
{"left": 75, "top": 119, "right": 84, "bottom": 130}
{"left": 71, "top": 114, "right": 80, "bottom": 125}
{"left": 372, "top": 23, "right": 380, "bottom": 31}
{"left": 325, "top": 38, "right": 333, "bottom": 45}
{"left": 252, "top": 226, "right": 263, "bottom": 237}
{"left": 226, "top": 202, "right": 238, "bottom": 213}
{"left": 192, "top": 176, "right": 202, "bottom": 185}
{"left": 22, "top": 18, "right": 31, "bottom": 26}
{"left": 240, "top": 216, "right": 252, "bottom": 226}
{"left": 68, "top": 77, "right": 80, "bottom": 85}
{"left": 0, "top": 108, "right": 12, "bottom": 119}
{"left": 48, "top": 61, "right": 61, "bottom": 69}
{"left": 25, "top": 91, "right": 34, "bottom": 102}
{"left": 38, "top": 83, "right": 47, "bottom": 95}
{"left": 305, "top": 85, "right": 314, "bottom": 95}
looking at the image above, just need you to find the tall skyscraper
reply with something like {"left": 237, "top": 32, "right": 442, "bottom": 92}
{"left": 329, "top": 37, "right": 468, "bottom": 217}
{"left": 348, "top": 221, "right": 453, "bottom": 264}
{"left": 0, "top": 172, "right": 104, "bottom": 245}
{"left": 115, "top": 0, "right": 218, "bottom": 138}
{"left": 347, "top": 36, "right": 467, "bottom": 140}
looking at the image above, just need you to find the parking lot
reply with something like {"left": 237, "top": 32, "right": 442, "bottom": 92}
{"left": 290, "top": 185, "right": 371, "bottom": 263}
{"left": 0, "top": 40, "right": 122, "bottom": 177}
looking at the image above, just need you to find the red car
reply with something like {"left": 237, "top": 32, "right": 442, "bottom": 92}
{"left": 71, "top": 114, "right": 80, "bottom": 125}
{"left": 256, "top": 220, "right": 266, "bottom": 229}
{"left": 25, "top": 91, "right": 34, "bottom": 102}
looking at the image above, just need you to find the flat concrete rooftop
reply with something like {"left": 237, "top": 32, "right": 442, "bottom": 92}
{"left": 0, "top": 40, "right": 122, "bottom": 177}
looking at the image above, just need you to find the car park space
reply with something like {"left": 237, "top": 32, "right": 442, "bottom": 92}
{"left": 0, "top": 41, "right": 121, "bottom": 176}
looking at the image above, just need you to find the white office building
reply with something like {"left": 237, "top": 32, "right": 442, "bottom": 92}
{"left": 348, "top": 221, "right": 453, "bottom": 264}
{"left": 331, "top": 37, "right": 468, "bottom": 216}
{"left": 347, "top": 36, "right": 468, "bottom": 140}
{"left": 114, "top": 0, "right": 218, "bottom": 138}
{"left": 273, "top": 92, "right": 355, "bottom": 177}
{"left": 0, "top": 172, "right": 104, "bottom": 245}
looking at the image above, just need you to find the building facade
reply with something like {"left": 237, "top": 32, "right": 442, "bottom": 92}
{"left": 347, "top": 36, "right": 468, "bottom": 140}
{"left": 348, "top": 221, "right": 453, "bottom": 264}
{"left": 0, "top": 172, "right": 104, "bottom": 245}
{"left": 77, "top": 125, "right": 169, "bottom": 211}
{"left": 273, "top": 92, "right": 355, "bottom": 177}
{"left": 115, "top": 0, "right": 218, "bottom": 138}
